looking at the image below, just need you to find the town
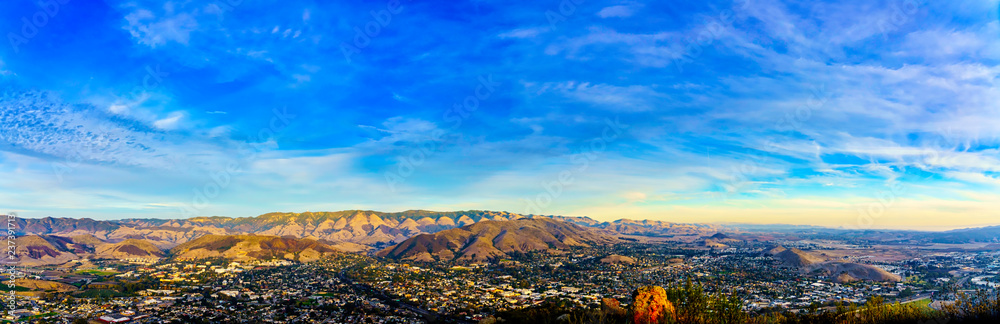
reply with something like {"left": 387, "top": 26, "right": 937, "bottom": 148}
{"left": 6, "top": 241, "right": 999, "bottom": 323}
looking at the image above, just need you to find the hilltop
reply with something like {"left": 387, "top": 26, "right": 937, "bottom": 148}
{"left": 771, "top": 247, "right": 826, "bottom": 267}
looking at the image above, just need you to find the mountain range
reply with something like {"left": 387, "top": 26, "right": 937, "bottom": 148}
{"left": 14, "top": 210, "right": 728, "bottom": 250}
{"left": 13, "top": 209, "right": 1000, "bottom": 269}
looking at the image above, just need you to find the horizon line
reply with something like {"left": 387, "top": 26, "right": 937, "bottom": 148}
{"left": 10, "top": 209, "right": 999, "bottom": 233}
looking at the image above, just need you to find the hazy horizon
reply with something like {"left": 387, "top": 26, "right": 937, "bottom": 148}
{"left": 10, "top": 208, "right": 1000, "bottom": 232}
{"left": 2, "top": 1, "right": 999, "bottom": 230}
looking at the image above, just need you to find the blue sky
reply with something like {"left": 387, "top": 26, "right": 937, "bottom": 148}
{"left": 1, "top": 0, "right": 998, "bottom": 230}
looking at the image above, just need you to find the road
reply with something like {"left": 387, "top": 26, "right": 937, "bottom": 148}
{"left": 818, "top": 293, "right": 931, "bottom": 315}
{"left": 898, "top": 294, "right": 931, "bottom": 305}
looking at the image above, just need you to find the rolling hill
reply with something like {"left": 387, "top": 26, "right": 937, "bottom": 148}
{"left": 170, "top": 234, "right": 341, "bottom": 262}
{"left": 924, "top": 225, "right": 1000, "bottom": 243}
{"left": 15, "top": 235, "right": 89, "bottom": 266}
{"left": 772, "top": 247, "right": 826, "bottom": 267}
{"left": 94, "top": 239, "right": 165, "bottom": 260}
{"left": 767, "top": 246, "right": 900, "bottom": 282}
{"left": 814, "top": 262, "right": 902, "bottom": 283}
{"left": 16, "top": 234, "right": 171, "bottom": 265}
{"left": 377, "top": 218, "right": 616, "bottom": 262}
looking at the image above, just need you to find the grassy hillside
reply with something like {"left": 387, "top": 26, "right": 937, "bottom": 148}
{"left": 170, "top": 234, "right": 339, "bottom": 262}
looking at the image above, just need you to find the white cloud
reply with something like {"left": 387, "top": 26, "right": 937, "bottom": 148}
{"left": 0, "top": 91, "right": 236, "bottom": 172}
{"left": 497, "top": 28, "right": 545, "bottom": 39}
{"left": 946, "top": 171, "right": 1000, "bottom": 187}
{"left": 153, "top": 111, "right": 185, "bottom": 130}
{"left": 358, "top": 117, "right": 440, "bottom": 146}
{"left": 291, "top": 74, "right": 311, "bottom": 84}
{"left": 622, "top": 191, "right": 647, "bottom": 202}
{"left": 532, "top": 81, "right": 667, "bottom": 112}
{"left": 123, "top": 8, "right": 199, "bottom": 47}
{"left": 109, "top": 104, "right": 129, "bottom": 114}
{"left": 898, "top": 29, "right": 987, "bottom": 59}
{"left": 597, "top": 5, "right": 639, "bottom": 18}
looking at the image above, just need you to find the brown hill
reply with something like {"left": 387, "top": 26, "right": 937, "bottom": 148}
{"left": 836, "top": 273, "right": 857, "bottom": 283}
{"left": 703, "top": 239, "right": 729, "bottom": 249}
{"left": 709, "top": 233, "right": 730, "bottom": 240}
{"left": 15, "top": 278, "right": 77, "bottom": 292}
{"left": 773, "top": 248, "right": 826, "bottom": 267}
{"left": 377, "top": 218, "right": 615, "bottom": 262}
{"left": 70, "top": 234, "right": 106, "bottom": 246}
{"left": 600, "top": 255, "right": 637, "bottom": 265}
{"left": 15, "top": 235, "right": 87, "bottom": 266}
{"left": 95, "top": 239, "right": 165, "bottom": 260}
{"left": 812, "top": 262, "right": 902, "bottom": 283}
{"left": 766, "top": 247, "right": 900, "bottom": 282}
{"left": 170, "top": 234, "right": 341, "bottom": 262}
